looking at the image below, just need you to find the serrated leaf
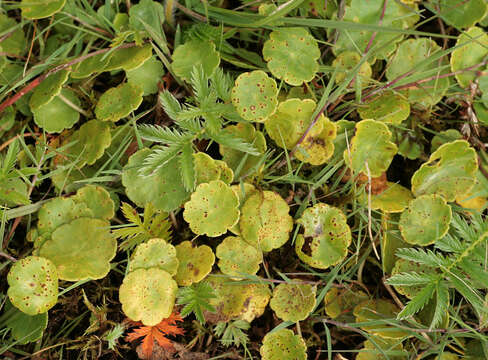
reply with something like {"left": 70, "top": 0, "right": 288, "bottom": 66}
{"left": 397, "top": 282, "right": 436, "bottom": 319}
{"left": 139, "top": 143, "right": 183, "bottom": 176}
{"left": 159, "top": 91, "right": 182, "bottom": 121}
{"left": 179, "top": 142, "right": 196, "bottom": 191}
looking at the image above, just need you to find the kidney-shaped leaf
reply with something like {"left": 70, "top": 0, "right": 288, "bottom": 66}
{"left": 239, "top": 191, "right": 293, "bottom": 252}
{"left": 174, "top": 241, "right": 215, "bottom": 286}
{"left": 119, "top": 267, "right": 177, "bottom": 326}
{"left": 7, "top": 256, "right": 58, "bottom": 315}
{"left": 231, "top": 70, "right": 278, "bottom": 123}
{"left": 129, "top": 238, "right": 179, "bottom": 275}
{"left": 263, "top": 27, "right": 320, "bottom": 86}
{"left": 216, "top": 236, "right": 262, "bottom": 279}
{"left": 270, "top": 283, "right": 316, "bottom": 322}
{"left": 344, "top": 119, "right": 397, "bottom": 177}
{"left": 399, "top": 195, "right": 452, "bottom": 246}
{"left": 95, "top": 82, "right": 143, "bottom": 122}
{"left": 39, "top": 218, "right": 117, "bottom": 281}
{"left": 411, "top": 140, "right": 478, "bottom": 201}
{"left": 183, "top": 180, "right": 239, "bottom": 237}
{"left": 295, "top": 203, "right": 352, "bottom": 269}
{"left": 260, "top": 329, "right": 307, "bottom": 360}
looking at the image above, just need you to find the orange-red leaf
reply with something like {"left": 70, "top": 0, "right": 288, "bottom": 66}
{"left": 125, "top": 311, "right": 184, "bottom": 358}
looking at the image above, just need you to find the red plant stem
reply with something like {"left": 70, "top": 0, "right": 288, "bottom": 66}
{"left": 0, "top": 42, "right": 139, "bottom": 114}
{"left": 363, "top": 0, "right": 388, "bottom": 55}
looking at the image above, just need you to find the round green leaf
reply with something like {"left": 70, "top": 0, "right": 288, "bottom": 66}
{"left": 205, "top": 275, "right": 270, "bottom": 323}
{"left": 129, "top": 238, "right": 179, "bottom": 275}
{"left": 216, "top": 236, "right": 262, "bottom": 278}
{"left": 231, "top": 70, "right": 278, "bottom": 123}
{"left": 435, "top": 0, "right": 487, "bottom": 29}
{"left": 171, "top": 40, "right": 220, "bottom": 81}
{"left": 295, "top": 203, "right": 352, "bottom": 269}
{"left": 33, "top": 88, "right": 81, "bottom": 133}
{"left": 73, "top": 185, "right": 115, "bottom": 220}
{"left": 72, "top": 53, "right": 111, "bottom": 79}
{"left": 104, "top": 44, "right": 153, "bottom": 71}
{"left": 7, "top": 256, "right": 58, "bottom": 315}
{"left": 431, "top": 129, "right": 462, "bottom": 152}
{"left": 332, "top": 51, "right": 372, "bottom": 87}
{"left": 63, "top": 120, "right": 112, "bottom": 167}
{"left": 334, "top": 0, "right": 418, "bottom": 60}
{"left": 270, "top": 283, "right": 316, "bottom": 322}
{"left": 260, "top": 329, "right": 307, "bottom": 360}
{"left": 411, "top": 140, "right": 478, "bottom": 201}
{"left": 21, "top": 0, "right": 66, "bottom": 19}
{"left": 122, "top": 149, "right": 189, "bottom": 212}
{"left": 399, "top": 195, "right": 452, "bottom": 246}
{"left": 174, "top": 241, "right": 215, "bottom": 286}
{"left": 0, "top": 14, "right": 26, "bottom": 55}
{"left": 29, "top": 70, "right": 70, "bottom": 110}
{"left": 239, "top": 191, "right": 293, "bottom": 252}
{"left": 39, "top": 218, "right": 117, "bottom": 281}
{"left": 37, "top": 197, "right": 93, "bottom": 239}
{"left": 183, "top": 180, "right": 239, "bottom": 237}
{"left": 119, "top": 267, "right": 177, "bottom": 326}
{"left": 451, "top": 27, "right": 488, "bottom": 88}
{"left": 365, "top": 182, "right": 414, "bottom": 213}
{"left": 263, "top": 27, "right": 320, "bottom": 86}
{"left": 386, "top": 38, "right": 450, "bottom": 107}
{"left": 95, "top": 82, "right": 143, "bottom": 122}
{"left": 265, "top": 98, "right": 324, "bottom": 150}
{"left": 295, "top": 116, "right": 337, "bottom": 165}
{"left": 127, "top": 56, "right": 165, "bottom": 95}
{"left": 357, "top": 92, "right": 410, "bottom": 124}
{"left": 344, "top": 119, "right": 397, "bottom": 177}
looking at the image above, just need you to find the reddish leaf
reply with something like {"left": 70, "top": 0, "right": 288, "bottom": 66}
{"left": 125, "top": 311, "right": 184, "bottom": 359}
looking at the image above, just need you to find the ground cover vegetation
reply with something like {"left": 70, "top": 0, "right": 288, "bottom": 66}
{"left": 0, "top": 0, "right": 488, "bottom": 358}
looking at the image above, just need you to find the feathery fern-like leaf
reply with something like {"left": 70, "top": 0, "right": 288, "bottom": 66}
{"left": 179, "top": 142, "right": 196, "bottom": 191}
{"left": 397, "top": 282, "right": 436, "bottom": 320}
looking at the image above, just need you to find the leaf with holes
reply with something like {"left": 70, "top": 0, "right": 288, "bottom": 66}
{"left": 295, "top": 203, "right": 352, "bottom": 269}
